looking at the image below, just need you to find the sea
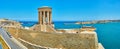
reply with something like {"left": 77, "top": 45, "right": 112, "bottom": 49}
{"left": 2, "top": 21, "right": 119, "bottom": 49}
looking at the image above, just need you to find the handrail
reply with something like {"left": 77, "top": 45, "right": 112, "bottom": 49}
{"left": 0, "top": 35, "right": 11, "bottom": 49}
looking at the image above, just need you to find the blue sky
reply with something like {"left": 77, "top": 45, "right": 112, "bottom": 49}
{"left": 0, "top": 0, "right": 120, "bottom": 21}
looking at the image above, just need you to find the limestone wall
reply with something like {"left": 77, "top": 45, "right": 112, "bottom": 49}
{"left": 18, "top": 38, "right": 61, "bottom": 49}
{"left": 30, "top": 24, "right": 57, "bottom": 33}
{"left": 80, "top": 32, "right": 98, "bottom": 49}
{"left": 6, "top": 27, "right": 99, "bottom": 49}
{"left": 46, "top": 25, "right": 57, "bottom": 33}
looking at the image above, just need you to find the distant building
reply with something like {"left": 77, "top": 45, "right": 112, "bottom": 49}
{"left": 0, "top": 19, "right": 22, "bottom": 28}
{"left": 80, "top": 26, "right": 96, "bottom": 32}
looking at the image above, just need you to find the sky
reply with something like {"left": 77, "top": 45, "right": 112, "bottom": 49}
{"left": 0, "top": 0, "right": 120, "bottom": 21}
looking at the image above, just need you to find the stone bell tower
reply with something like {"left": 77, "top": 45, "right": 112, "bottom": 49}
{"left": 38, "top": 6, "right": 52, "bottom": 25}
{"left": 38, "top": 6, "right": 53, "bottom": 32}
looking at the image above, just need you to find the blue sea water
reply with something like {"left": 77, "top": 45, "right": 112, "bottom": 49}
{"left": 20, "top": 21, "right": 120, "bottom": 49}
{"left": 20, "top": 21, "right": 37, "bottom": 27}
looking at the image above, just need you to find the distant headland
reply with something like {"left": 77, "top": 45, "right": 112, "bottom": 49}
{"left": 75, "top": 20, "right": 120, "bottom": 24}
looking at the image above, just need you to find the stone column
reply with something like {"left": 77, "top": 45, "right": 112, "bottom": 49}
{"left": 47, "top": 11, "right": 50, "bottom": 25}
{"left": 45, "top": 11, "right": 48, "bottom": 24}
{"left": 49, "top": 11, "right": 52, "bottom": 24}
{"left": 40, "top": 11, "right": 43, "bottom": 24}
{"left": 43, "top": 11, "right": 46, "bottom": 25}
{"left": 38, "top": 11, "right": 40, "bottom": 24}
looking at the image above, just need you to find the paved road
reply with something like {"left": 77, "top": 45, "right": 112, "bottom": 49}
{"left": 0, "top": 28, "right": 25, "bottom": 49}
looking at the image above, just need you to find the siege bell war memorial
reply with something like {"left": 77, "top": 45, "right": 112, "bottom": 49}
{"left": 0, "top": 6, "right": 104, "bottom": 49}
